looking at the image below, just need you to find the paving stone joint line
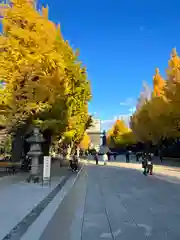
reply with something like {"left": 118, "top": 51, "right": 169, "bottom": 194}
{"left": 98, "top": 170, "right": 115, "bottom": 240}
{"left": 80, "top": 167, "right": 89, "bottom": 240}
{"left": 2, "top": 171, "right": 74, "bottom": 240}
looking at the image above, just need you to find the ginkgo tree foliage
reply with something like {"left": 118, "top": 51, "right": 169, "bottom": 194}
{"left": 0, "top": 1, "right": 62, "bottom": 127}
{"left": 79, "top": 131, "right": 91, "bottom": 150}
{"left": 106, "top": 119, "right": 136, "bottom": 149}
{"left": 131, "top": 48, "right": 180, "bottom": 146}
{"left": 0, "top": 0, "right": 92, "bottom": 160}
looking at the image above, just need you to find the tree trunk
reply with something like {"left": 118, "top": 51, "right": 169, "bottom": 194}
{"left": 11, "top": 124, "right": 30, "bottom": 162}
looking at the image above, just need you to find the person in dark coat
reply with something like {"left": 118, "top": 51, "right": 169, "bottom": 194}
{"left": 95, "top": 153, "right": 99, "bottom": 165}
{"left": 147, "top": 153, "right": 153, "bottom": 175}
{"left": 142, "top": 153, "right": 148, "bottom": 175}
{"left": 159, "top": 149, "right": 163, "bottom": 162}
{"left": 71, "top": 155, "right": 78, "bottom": 171}
{"left": 142, "top": 152, "right": 153, "bottom": 175}
{"left": 125, "top": 151, "right": 130, "bottom": 163}
{"left": 136, "top": 152, "right": 139, "bottom": 162}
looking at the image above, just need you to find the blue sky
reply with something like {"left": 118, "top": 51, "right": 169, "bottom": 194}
{"left": 6, "top": 0, "right": 180, "bottom": 129}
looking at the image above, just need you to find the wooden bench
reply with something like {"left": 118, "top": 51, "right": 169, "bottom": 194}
{"left": 0, "top": 161, "right": 21, "bottom": 174}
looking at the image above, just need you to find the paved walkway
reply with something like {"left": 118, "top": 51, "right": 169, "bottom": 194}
{"left": 84, "top": 154, "right": 180, "bottom": 181}
{"left": 38, "top": 163, "right": 180, "bottom": 240}
{"left": 0, "top": 163, "right": 71, "bottom": 240}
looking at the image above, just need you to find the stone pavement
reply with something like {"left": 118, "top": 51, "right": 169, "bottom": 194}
{"left": 0, "top": 163, "right": 72, "bottom": 240}
{"left": 37, "top": 163, "right": 180, "bottom": 240}
{"left": 0, "top": 170, "right": 9, "bottom": 178}
{"left": 20, "top": 172, "right": 81, "bottom": 240}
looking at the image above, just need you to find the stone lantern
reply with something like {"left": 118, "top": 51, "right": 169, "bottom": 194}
{"left": 26, "top": 127, "right": 44, "bottom": 183}
{"left": 99, "top": 130, "right": 110, "bottom": 154}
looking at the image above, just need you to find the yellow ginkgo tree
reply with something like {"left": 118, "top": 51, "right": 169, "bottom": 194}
{"left": 79, "top": 132, "right": 91, "bottom": 150}
{"left": 0, "top": 0, "right": 92, "bottom": 161}
{"left": 131, "top": 48, "right": 180, "bottom": 149}
{"left": 106, "top": 119, "right": 135, "bottom": 148}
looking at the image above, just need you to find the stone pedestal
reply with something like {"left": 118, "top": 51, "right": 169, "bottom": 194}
{"left": 30, "top": 156, "right": 39, "bottom": 175}
{"left": 99, "top": 130, "right": 110, "bottom": 154}
{"left": 99, "top": 145, "right": 110, "bottom": 154}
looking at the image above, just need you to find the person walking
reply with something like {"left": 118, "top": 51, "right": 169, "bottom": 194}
{"left": 142, "top": 152, "right": 148, "bottom": 175}
{"left": 142, "top": 152, "right": 153, "bottom": 175}
{"left": 95, "top": 153, "right": 99, "bottom": 165}
{"left": 159, "top": 149, "right": 163, "bottom": 163}
{"left": 136, "top": 152, "right": 139, "bottom": 162}
{"left": 103, "top": 152, "right": 108, "bottom": 165}
{"left": 125, "top": 150, "right": 130, "bottom": 163}
{"left": 72, "top": 155, "right": 78, "bottom": 172}
{"left": 147, "top": 153, "right": 153, "bottom": 175}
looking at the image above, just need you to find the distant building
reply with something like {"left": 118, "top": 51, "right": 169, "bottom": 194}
{"left": 87, "top": 118, "right": 101, "bottom": 133}
{"left": 87, "top": 118, "right": 101, "bottom": 150}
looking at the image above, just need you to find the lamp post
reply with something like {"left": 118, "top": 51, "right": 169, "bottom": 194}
{"left": 26, "top": 127, "right": 44, "bottom": 183}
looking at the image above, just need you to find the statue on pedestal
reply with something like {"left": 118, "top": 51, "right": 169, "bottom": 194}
{"left": 99, "top": 130, "right": 109, "bottom": 154}
{"left": 102, "top": 130, "right": 106, "bottom": 146}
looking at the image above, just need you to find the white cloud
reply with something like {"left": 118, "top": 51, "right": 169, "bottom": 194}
{"left": 101, "top": 116, "right": 118, "bottom": 124}
{"left": 101, "top": 117, "right": 118, "bottom": 130}
{"left": 128, "top": 107, "right": 136, "bottom": 113}
{"left": 101, "top": 114, "right": 132, "bottom": 130}
{"left": 91, "top": 97, "right": 136, "bottom": 131}
{"left": 120, "top": 98, "right": 135, "bottom": 107}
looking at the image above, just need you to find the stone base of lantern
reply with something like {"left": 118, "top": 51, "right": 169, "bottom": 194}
{"left": 27, "top": 174, "right": 40, "bottom": 183}
{"left": 26, "top": 156, "right": 40, "bottom": 183}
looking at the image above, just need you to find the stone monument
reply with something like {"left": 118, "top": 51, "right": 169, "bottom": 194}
{"left": 99, "top": 130, "right": 110, "bottom": 154}
{"left": 102, "top": 130, "right": 106, "bottom": 146}
{"left": 26, "top": 127, "right": 44, "bottom": 183}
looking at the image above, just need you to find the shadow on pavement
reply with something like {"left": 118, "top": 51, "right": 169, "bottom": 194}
{"left": 38, "top": 163, "right": 180, "bottom": 239}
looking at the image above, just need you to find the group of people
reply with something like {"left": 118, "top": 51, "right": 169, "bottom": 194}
{"left": 93, "top": 150, "right": 153, "bottom": 176}
{"left": 125, "top": 150, "right": 153, "bottom": 175}
{"left": 141, "top": 152, "right": 153, "bottom": 175}
{"left": 69, "top": 155, "right": 79, "bottom": 172}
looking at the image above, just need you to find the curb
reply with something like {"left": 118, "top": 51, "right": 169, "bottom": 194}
{"left": 0, "top": 175, "right": 10, "bottom": 181}
{"left": 20, "top": 164, "right": 85, "bottom": 240}
{"left": 2, "top": 165, "right": 85, "bottom": 240}
{"left": 71, "top": 163, "right": 85, "bottom": 187}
